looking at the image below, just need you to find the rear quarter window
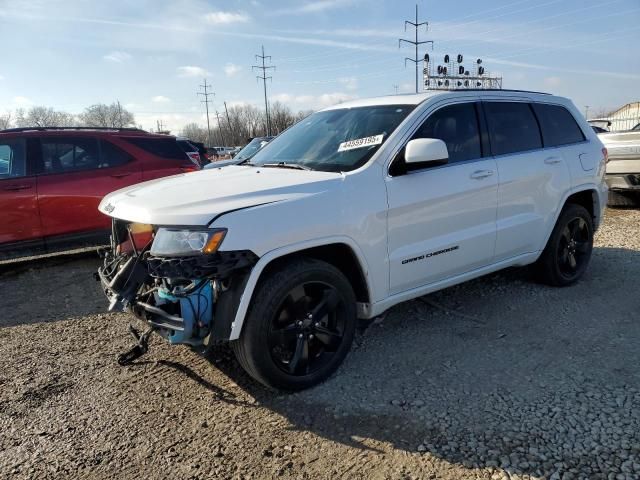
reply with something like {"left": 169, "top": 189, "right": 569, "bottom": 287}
{"left": 532, "top": 103, "right": 586, "bottom": 147}
{"left": 124, "top": 137, "right": 188, "bottom": 160}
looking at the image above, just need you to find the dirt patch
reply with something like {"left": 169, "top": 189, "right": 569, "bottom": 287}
{"left": 1, "top": 209, "right": 639, "bottom": 479}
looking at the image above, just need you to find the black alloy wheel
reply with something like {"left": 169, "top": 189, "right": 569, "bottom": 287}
{"left": 557, "top": 217, "right": 591, "bottom": 280}
{"left": 232, "top": 258, "right": 357, "bottom": 391}
{"left": 268, "top": 282, "right": 345, "bottom": 376}
{"left": 536, "top": 203, "right": 594, "bottom": 287}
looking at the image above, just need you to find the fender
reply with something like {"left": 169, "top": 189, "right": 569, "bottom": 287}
{"left": 227, "top": 235, "right": 373, "bottom": 340}
{"left": 541, "top": 182, "right": 606, "bottom": 252}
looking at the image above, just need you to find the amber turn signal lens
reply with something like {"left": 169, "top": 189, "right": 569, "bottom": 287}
{"left": 203, "top": 230, "right": 227, "bottom": 254}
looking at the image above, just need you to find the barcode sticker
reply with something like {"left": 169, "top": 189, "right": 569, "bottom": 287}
{"left": 338, "top": 134, "right": 384, "bottom": 152}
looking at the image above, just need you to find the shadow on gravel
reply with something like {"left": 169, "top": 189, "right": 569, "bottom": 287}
{"left": 198, "top": 246, "right": 640, "bottom": 479}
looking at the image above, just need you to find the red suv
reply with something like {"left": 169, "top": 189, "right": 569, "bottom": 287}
{"left": 0, "top": 127, "right": 199, "bottom": 259}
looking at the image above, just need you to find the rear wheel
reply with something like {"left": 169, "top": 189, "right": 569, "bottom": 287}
{"left": 232, "top": 258, "right": 357, "bottom": 391}
{"left": 536, "top": 204, "right": 594, "bottom": 287}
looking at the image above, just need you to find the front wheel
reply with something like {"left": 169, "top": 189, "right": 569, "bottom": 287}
{"left": 232, "top": 258, "right": 357, "bottom": 391}
{"left": 535, "top": 203, "right": 594, "bottom": 287}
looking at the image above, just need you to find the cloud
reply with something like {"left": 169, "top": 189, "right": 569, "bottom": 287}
{"left": 224, "top": 63, "right": 242, "bottom": 77}
{"left": 543, "top": 76, "right": 562, "bottom": 87}
{"left": 177, "top": 66, "right": 211, "bottom": 78}
{"left": 271, "top": 92, "right": 356, "bottom": 109}
{"left": 151, "top": 95, "right": 171, "bottom": 103}
{"left": 271, "top": 0, "right": 354, "bottom": 15}
{"left": 103, "top": 51, "right": 132, "bottom": 63}
{"left": 13, "top": 96, "right": 33, "bottom": 106}
{"left": 205, "top": 11, "right": 249, "bottom": 25}
{"left": 338, "top": 76, "right": 358, "bottom": 91}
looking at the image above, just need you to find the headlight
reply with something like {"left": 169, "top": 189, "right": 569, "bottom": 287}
{"left": 150, "top": 228, "right": 227, "bottom": 256}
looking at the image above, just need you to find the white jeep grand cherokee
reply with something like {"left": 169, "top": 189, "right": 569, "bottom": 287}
{"left": 97, "top": 90, "right": 608, "bottom": 390}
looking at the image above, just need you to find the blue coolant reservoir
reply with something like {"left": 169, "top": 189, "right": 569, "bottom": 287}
{"left": 157, "top": 281, "right": 214, "bottom": 345}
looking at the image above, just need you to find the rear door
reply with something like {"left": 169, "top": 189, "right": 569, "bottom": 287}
{"left": 36, "top": 136, "right": 142, "bottom": 240}
{"left": 386, "top": 101, "right": 498, "bottom": 294}
{"left": 484, "top": 101, "right": 572, "bottom": 261}
{"left": 0, "top": 136, "right": 43, "bottom": 250}
{"left": 120, "top": 136, "right": 196, "bottom": 180}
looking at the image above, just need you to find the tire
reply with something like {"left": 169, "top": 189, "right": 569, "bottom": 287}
{"left": 535, "top": 203, "right": 594, "bottom": 287}
{"left": 607, "top": 190, "right": 638, "bottom": 208}
{"left": 231, "top": 257, "right": 357, "bottom": 391}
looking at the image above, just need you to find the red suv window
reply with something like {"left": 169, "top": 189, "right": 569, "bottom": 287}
{"left": 124, "top": 137, "right": 188, "bottom": 160}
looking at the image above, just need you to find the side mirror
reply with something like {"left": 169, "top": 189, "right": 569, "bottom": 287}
{"left": 404, "top": 138, "right": 448, "bottom": 167}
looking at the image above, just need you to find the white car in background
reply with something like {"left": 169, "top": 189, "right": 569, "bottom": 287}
{"left": 598, "top": 124, "right": 640, "bottom": 206}
{"left": 97, "top": 90, "right": 607, "bottom": 391}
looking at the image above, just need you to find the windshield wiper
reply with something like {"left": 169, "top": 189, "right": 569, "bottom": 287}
{"left": 262, "top": 162, "right": 313, "bottom": 171}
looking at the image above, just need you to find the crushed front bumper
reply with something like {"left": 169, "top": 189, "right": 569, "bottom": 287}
{"left": 96, "top": 220, "right": 258, "bottom": 347}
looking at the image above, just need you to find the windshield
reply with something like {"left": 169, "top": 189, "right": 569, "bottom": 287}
{"left": 249, "top": 105, "right": 414, "bottom": 172}
{"left": 235, "top": 137, "right": 271, "bottom": 161}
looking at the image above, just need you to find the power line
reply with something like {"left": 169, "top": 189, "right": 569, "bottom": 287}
{"left": 253, "top": 45, "right": 275, "bottom": 136}
{"left": 197, "top": 78, "right": 214, "bottom": 147}
{"left": 399, "top": 4, "right": 433, "bottom": 93}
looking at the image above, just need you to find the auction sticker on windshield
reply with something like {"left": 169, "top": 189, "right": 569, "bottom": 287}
{"left": 338, "top": 134, "right": 384, "bottom": 152}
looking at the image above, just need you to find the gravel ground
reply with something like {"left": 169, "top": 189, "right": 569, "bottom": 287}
{"left": 1, "top": 208, "right": 639, "bottom": 480}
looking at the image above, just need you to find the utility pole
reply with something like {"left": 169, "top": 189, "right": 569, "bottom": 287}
{"left": 393, "top": 84, "right": 399, "bottom": 95}
{"left": 584, "top": 105, "right": 590, "bottom": 119}
{"left": 215, "top": 110, "right": 226, "bottom": 146}
{"left": 224, "top": 101, "right": 233, "bottom": 145}
{"left": 399, "top": 4, "right": 433, "bottom": 93}
{"left": 253, "top": 45, "right": 275, "bottom": 136}
{"left": 116, "top": 100, "right": 123, "bottom": 127}
{"left": 197, "top": 78, "right": 214, "bottom": 146}
{"left": 156, "top": 119, "right": 164, "bottom": 133}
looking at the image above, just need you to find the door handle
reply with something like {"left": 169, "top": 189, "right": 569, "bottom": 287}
{"left": 470, "top": 170, "right": 494, "bottom": 179}
{"left": 110, "top": 173, "right": 131, "bottom": 178}
{"left": 3, "top": 184, "right": 32, "bottom": 191}
{"left": 544, "top": 156, "right": 562, "bottom": 165}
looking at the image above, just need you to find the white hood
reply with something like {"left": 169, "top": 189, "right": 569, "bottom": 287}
{"left": 99, "top": 166, "right": 341, "bottom": 226}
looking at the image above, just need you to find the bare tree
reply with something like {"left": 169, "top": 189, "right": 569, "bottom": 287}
{"left": 270, "top": 101, "right": 295, "bottom": 135}
{"left": 0, "top": 112, "right": 11, "bottom": 130}
{"left": 79, "top": 102, "right": 135, "bottom": 128}
{"left": 15, "top": 106, "right": 76, "bottom": 127}
{"left": 181, "top": 123, "right": 209, "bottom": 144}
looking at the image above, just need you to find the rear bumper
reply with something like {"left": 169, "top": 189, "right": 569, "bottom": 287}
{"left": 606, "top": 173, "right": 640, "bottom": 192}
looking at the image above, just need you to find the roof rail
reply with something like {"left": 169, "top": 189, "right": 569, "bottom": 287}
{"left": 437, "top": 88, "right": 551, "bottom": 95}
{"left": 0, "top": 126, "right": 148, "bottom": 134}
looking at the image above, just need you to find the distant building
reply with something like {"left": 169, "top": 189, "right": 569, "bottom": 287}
{"left": 593, "top": 102, "right": 640, "bottom": 132}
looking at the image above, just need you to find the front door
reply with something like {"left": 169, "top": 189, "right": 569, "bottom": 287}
{"left": 386, "top": 101, "right": 498, "bottom": 295}
{"left": 0, "top": 137, "right": 43, "bottom": 252}
{"left": 36, "top": 136, "right": 142, "bottom": 239}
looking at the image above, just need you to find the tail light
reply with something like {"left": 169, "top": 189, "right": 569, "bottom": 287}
{"left": 602, "top": 147, "right": 609, "bottom": 164}
{"left": 180, "top": 165, "right": 198, "bottom": 173}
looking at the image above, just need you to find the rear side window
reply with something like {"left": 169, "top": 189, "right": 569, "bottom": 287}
{"left": 177, "top": 140, "right": 196, "bottom": 152}
{"left": 412, "top": 102, "right": 482, "bottom": 163}
{"left": 484, "top": 102, "right": 542, "bottom": 156}
{"left": 532, "top": 103, "right": 585, "bottom": 147}
{"left": 41, "top": 137, "right": 100, "bottom": 173}
{"left": 125, "top": 137, "right": 188, "bottom": 160}
{"left": 100, "top": 140, "right": 132, "bottom": 167}
{"left": 0, "top": 138, "right": 26, "bottom": 178}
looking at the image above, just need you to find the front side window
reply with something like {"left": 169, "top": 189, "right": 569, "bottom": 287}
{"left": 0, "top": 138, "right": 26, "bottom": 178}
{"left": 411, "top": 102, "right": 482, "bottom": 163}
{"left": 532, "top": 103, "right": 585, "bottom": 147}
{"left": 485, "top": 102, "right": 542, "bottom": 156}
{"left": 249, "top": 105, "right": 414, "bottom": 172}
{"left": 40, "top": 137, "right": 99, "bottom": 173}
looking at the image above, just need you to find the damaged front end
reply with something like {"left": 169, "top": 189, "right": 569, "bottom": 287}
{"left": 97, "top": 219, "right": 257, "bottom": 358}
